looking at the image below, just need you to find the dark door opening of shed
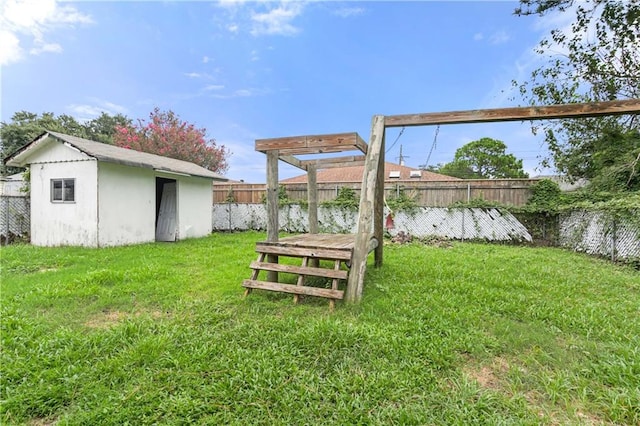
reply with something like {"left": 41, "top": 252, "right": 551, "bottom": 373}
{"left": 155, "top": 177, "right": 177, "bottom": 242}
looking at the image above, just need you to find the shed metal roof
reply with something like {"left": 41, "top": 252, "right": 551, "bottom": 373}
{"left": 6, "top": 131, "right": 228, "bottom": 181}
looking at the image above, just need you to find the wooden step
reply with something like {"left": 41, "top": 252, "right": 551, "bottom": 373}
{"left": 250, "top": 261, "right": 348, "bottom": 280}
{"left": 242, "top": 280, "right": 344, "bottom": 299}
{"left": 255, "top": 243, "right": 352, "bottom": 261}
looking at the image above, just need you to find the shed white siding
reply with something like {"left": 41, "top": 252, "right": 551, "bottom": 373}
{"left": 97, "top": 162, "right": 156, "bottom": 246}
{"left": 174, "top": 175, "right": 213, "bottom": 239}
{"left": 30, "top": 160, "right": 99, "bottom": 246}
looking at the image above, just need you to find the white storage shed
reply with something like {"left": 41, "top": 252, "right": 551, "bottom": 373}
{"left": 6, "top": 131, "right": 227, "bottom": 247}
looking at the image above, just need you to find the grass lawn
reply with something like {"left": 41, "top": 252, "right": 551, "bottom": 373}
{"left": 1, "top": 232, "right": 639, "bottom": 425}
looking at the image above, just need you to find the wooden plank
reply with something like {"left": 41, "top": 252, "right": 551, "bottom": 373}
{"left": 242, "top": 280, "right": 345, "bottom": 299}
{"left": 255, "top": 136, "right": 306, "bottom": 152}
{"left": 279, "top": 154, "right": 306, "bottom": 171}
{"left": 266, "top": 150, "right": 279, "bottom": 282}
{"left": 276, "top": 146, "right": 355, "bottom": 156}
{"left": 346, "top": 115, "right": 386, "bottom": 303}
{"left": 275, "top": 233, "right": 356, "bottom": 249}
{"left": 255, "top": 133, "right": 367, "bottom": 156}
{"left": 384, "top": 99, "right": 640, "bottom": 128}
{"left": 308, "top": 165, "right": 318, "bottom": 234}
{"left": 250, "top": 261, "right": 348, "bottom": 279}
{"left": 256, "top": 133, "right": 362, "bottom": 153}
{"left": 300, "top": 155, "right": 367, "bottom": 170}
{"left": 255, "top": 243, "right": 352, "bottom": 260}
{"left": 355, "top": 133, "right": 368, "bottom": 154}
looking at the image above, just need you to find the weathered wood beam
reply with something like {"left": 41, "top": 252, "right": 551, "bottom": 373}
{"left": 346, "top": 115, "right": 385, "bottom": 303}
{"left": 355, "top": 133, "right": 368, "bottom": 154}
{"left": 308, "top": 165, "right": 318, "bottom": 234}
{"left": 242, "top": 280, "right": 344, "bottom": 299}
{"left": 256, "top": 132, "right": 365, "bottom": 154}
{"left": 300, "top": 155, "right": 367, "bottom": 170}
{"left": 279, "top": 154, "right": 306, "bottom": 171}
{"left": 255, "top": 243, "right": 353, "bottom": 261}
{"left": 249, "top": 261, "right": 348, "bottom": 280}
{"left": 266, "top": 150, "right": 279, "bottom": 282}
{"left": 384, "top": 99, "right": 640, "bottom": 128}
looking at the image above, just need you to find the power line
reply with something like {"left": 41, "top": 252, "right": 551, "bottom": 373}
{"left": 420, "top": 124, "right": 440, "bottom": 168}
{"left": 385, "top": 127, "right": 405, "bottom": 154}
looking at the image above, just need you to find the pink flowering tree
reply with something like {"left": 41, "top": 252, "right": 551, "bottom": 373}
{"left": 114, "top": 108, "right": 229, "bottom": 174}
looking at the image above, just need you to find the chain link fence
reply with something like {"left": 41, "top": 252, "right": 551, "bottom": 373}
{"left": 3, "top": 197, "right": 638, "bottom": 262}
{"left": 560, "top": 209, "right": 640, "bottom": 262}
{"left": 213, "top": 203, "right": 532, "bottom": 242}
{"left": 0, "top": 196, "right": 30, "bottom": 244}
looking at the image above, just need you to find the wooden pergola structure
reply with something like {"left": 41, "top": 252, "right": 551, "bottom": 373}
{"left": 243, "top": 99, "right": 640, "bottom": 306}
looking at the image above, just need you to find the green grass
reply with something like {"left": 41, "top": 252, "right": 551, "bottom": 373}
{"left": 2, "top": 232, "right": 639, "bottom": 425}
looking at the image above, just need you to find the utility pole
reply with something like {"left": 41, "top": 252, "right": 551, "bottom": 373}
{"left": 396, "top": 145, "right": 409, "bottom": 166}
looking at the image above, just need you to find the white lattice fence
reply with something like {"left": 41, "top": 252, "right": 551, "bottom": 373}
{"left": 212, "top": 204, "right": 532, "bottom": 241}
{"left": 560, "top": 209, "right": 640, "bottom": 261}
{"left": 0, "top": 196, "right": 30, "bottom": 242}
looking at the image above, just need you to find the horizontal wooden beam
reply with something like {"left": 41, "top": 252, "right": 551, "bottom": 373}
{"left": 250, "top": 261, "right": 348, "bottom": 280}
{"left": 256, "top": 132, "right": 367, "bottom": 154}
{"left": 384, "top": 99, "right": 640, "bottom": 128}
{"left": 300, "top": 155, "right": 367, "bottom": 170}
{"left": 255, "top": 243, "right": 353, "bottom": 260}
{"left": 242, "top": 280, "right": 344, "bottom": 299}
{"left": 278, "top": 154, "right": 306, "bottom": 171}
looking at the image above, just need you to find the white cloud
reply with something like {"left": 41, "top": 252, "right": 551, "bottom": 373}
{"left": 250, "top": 3, "right": 303, "bottom": 36}
{"left": 0, "top": 0, "right": 93, "bottom": 66}
{"left": 333, "top": 7, "right": 364, "bottom": 18}
{"left": 204, "top": 84, "right": 225, "bottom": 91}
{"left": 234, "top": 89, "right": 253, "bottom": 97}
{"left": 202, "top": 55, "right": 211, "bottom": 63}
{"left": 30, "top": 42, "right": 62, "bottom": 55}
{"left": 489, "top": 30, "right": 510, "bottom": 45}
{"left": 67, "top": 98, "right": 128, "bottom": 120}
{"left": 184, "top": 72, "right": 204, "bottom": 78}
{"left": 473, "top": 32, "right": 483, "bottom": 41}
{"left": 227, "top": 23, "right": 239, "bottom": 33}
{"left": 0, "top": 30, "right": 22, "bottom": 64}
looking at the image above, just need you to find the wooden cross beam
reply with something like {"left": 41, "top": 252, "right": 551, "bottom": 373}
{"left": 385, "top": 99, "right": 640, "bottom": 127}
{"left": 255, "top": 132, "right": 367, "bottom": 155}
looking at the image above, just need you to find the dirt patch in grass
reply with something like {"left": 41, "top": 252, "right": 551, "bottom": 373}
{"left": 84, "top": 309, "right": 167, "bottom": 329}
{"left": 463, "top": 355, "right": 510, "bottom": 391}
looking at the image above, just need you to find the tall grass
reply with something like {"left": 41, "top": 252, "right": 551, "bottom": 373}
{"left": 2, "top": 232, "right": 638, "bottom": 425}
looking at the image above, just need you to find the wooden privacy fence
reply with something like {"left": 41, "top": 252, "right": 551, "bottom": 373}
{"left": 214, "top": 179, "right": 539, "bottom": 207}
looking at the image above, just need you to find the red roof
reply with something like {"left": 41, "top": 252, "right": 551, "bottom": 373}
{"left": 281, "top": 162, "right": 459, "bottom": 183}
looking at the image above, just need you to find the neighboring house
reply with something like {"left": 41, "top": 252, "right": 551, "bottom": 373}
{"left": 5, "top": 131, "right": 227, "bottom": 247}
{"left": 0, "top": 172, "right": 26, "bottom": 196}
{"left": 280, "top": 162, "right": 460, "bottom": 184}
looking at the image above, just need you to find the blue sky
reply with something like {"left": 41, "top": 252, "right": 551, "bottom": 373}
{"left": 1, "top": 0, "right": 567, "bottom": 182}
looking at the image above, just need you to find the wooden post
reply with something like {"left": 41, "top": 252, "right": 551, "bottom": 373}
{"left": 307, "top": 164, "right": 320, "bottom": 268}
{"left": 266, "top": 150, "right": 279, "bottom": 282}
{"left": 345, "top": 115, "right": 385, "bottom": 303}
{"left": 374, "top": 132, "right": 385, "bottom": 267}
{"left": 307, "top": 164, "right": 318, "bottom": 234}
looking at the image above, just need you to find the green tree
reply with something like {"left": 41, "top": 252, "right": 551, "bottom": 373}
{"left": 85, "top": 112, "right": 132, "bottom": 144}
{"left": 1, "top": 111, "right": 132, "bottom": 175}
{"left": 437, "top": 138, "right": 529, "bottom": 179}
{"left": 515, "top": 0, "right": 639, "bottom": 188}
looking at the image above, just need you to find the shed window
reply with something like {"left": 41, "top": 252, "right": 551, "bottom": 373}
{"left": 51, "top": 179, "right": 75, "bottom": 203}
